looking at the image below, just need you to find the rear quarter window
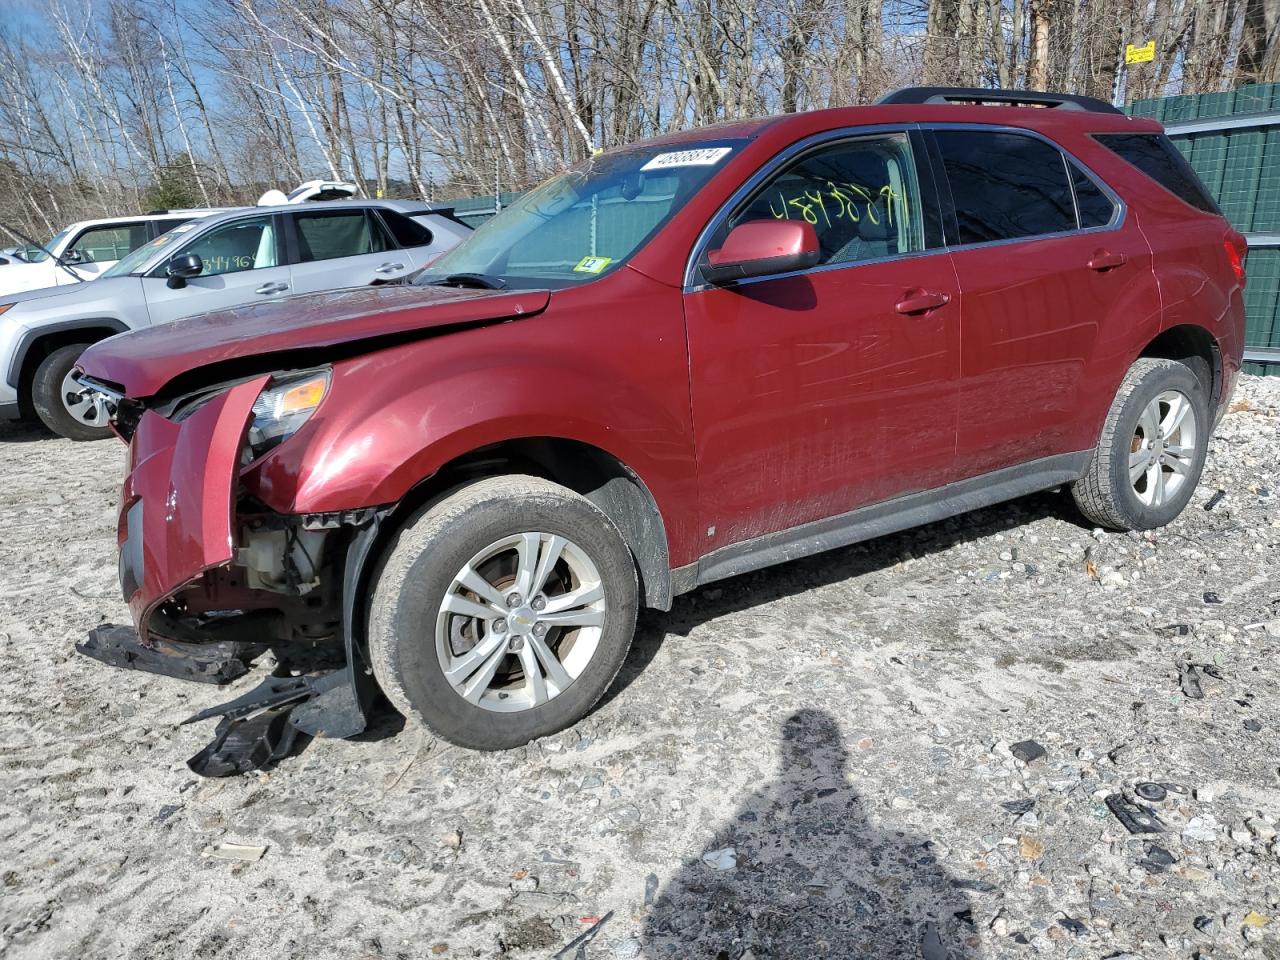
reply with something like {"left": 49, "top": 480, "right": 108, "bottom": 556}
{"left": 1093, "top": 133, "right": 1220, "bottom": 214}
{"left": 380, "top": 210, "right": 434, "bottom": 248}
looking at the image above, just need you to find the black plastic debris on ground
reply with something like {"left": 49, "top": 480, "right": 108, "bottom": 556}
{"left": 1203, "top": 489, "right": 1226, "bottom": 511}
{"left": 77, "top": 623, "right": 260, "bottom": 684}
{"left": 552, "top": 910, "right": 613, "bottom": 959}
{"left": 1179, "top": 663, "right": 1205, "bottom": 699}
{"left": 1010, "top": 740, "right": 1046, "bottom": 763}
{"left": 1001, "top": 798, "right": 1036, "bottom": 817}
{"left": 1135, "top": 782, "right": 1167, "bottom": 802}
{"left": 188, "top": 707, "right": 307, "bottom": 777}
{"left": 1057, "top": 916, "right": 1089, "bottom": 936}
{"left": 1105, "top": 793, "right": 1165, "bottom": 834}
{"left": 1204, "top": 591, "right": 1222, "bottom": 604}
{"left": 181, "top": 671, "right": 358, "bottom": 778}
{"left": 1137, "top": 844, "right": 1178, "bottom": 874}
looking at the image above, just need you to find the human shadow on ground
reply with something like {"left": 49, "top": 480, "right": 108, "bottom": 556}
{"left": 600, "top": 489, "right": 1089, "bottom": 711}
{"left": 642, "top": 709, "right": 981, "bottom": 959}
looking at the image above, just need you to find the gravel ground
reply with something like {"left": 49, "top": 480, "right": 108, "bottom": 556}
{"left": 2, "top": 376, "right": 1279, "bottom": 960}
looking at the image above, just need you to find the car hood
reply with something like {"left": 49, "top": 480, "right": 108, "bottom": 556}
{"left": 0, "top": 272, "right": 130, "bottom": 308}
{"left": 78, "top": 283, "right": 552, "bottom": 399}
{"left": 0, "top": 262, "right": 72, "bottom": 299}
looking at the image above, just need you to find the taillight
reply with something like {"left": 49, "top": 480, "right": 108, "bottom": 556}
{"left": 1224, "top": 232, "right": 1247, "bottom": 283}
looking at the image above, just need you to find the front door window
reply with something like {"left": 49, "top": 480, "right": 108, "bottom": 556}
{"left": 166, "top": 216, "right": 278, "bottom": 277}
{"left": 714, "top": 134, "right": 926, "bottom": 270}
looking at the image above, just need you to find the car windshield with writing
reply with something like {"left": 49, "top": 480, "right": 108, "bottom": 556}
{"left": 418, "top": 140, "right": 745, "bottom": 289}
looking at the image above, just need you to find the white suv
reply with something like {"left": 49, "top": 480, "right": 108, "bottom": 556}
{"left": 0, "top": 199, "right": 470, "bottom": 439}
{"left": 0, "top": 210, "right": 220, "bottom": 297}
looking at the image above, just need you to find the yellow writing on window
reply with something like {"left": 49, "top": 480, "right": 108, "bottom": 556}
{"left": 766, "top": 181, "right": 905, "bottom": 228}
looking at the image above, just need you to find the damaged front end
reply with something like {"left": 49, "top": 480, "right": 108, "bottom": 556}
{"left": 77, "top": 369, "right": 386, "bottom": 776}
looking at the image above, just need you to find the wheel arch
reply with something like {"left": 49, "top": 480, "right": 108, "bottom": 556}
{"left": 364, "top": 436, "right": 674, "bottom": 613}
{"left": 9, "top": 318, "right": 128, "bottom": 416}
{"left": 1136, "top": 323, "right": 1221, "bottom": 405}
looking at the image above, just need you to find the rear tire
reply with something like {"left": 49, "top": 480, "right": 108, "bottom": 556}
{"left": 1072, "top": 358, "right": 1209, "bottom": 530}
{"left": 32, "top": 343, "right": 111, "bottom": 441}
{"left": 368, "top": 475, "right": 638, "bottom": 750}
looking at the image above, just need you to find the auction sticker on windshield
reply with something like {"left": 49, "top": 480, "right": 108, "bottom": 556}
{"left": 573, "top": 256, "right": 612, "bottom": 274}
{"left": 641, "top": 147, "right": 733, "bottom": 171}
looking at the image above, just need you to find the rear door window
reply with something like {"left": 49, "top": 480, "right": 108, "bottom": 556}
{"left": 292, "top": 210, "right": 390, "bottom": 262}
{"left": 151, "top": 217, "right": 195, "bottom": 238}
{"left": 1093, "top": 133, "right": 1220, "bottom": 213}
{"left": 1070, "top": 164, "right": 1116, "bottom": 228}
{"left": 934, "top": 130, "right": 1076, "bottom": 244}
{"left": 69, "top": 222, "right": 148, "bottom": 263}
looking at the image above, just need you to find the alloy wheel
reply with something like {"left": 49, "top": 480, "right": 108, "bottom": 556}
{"left": 435, "top": 532, "right": 606, "bottom": 712}
{"left": 1129, "top": 389, "right": 1198, "bottom": 508}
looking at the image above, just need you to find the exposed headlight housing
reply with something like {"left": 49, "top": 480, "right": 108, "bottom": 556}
{"left": 244, "top": 369, "right": 330, "bottom": 462}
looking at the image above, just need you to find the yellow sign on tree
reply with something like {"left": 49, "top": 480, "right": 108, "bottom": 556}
{"left": 1126, "top": 40, "right": 1156, "bottom": 64}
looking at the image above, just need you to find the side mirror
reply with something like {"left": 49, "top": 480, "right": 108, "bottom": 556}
{"left": 702, "top": 220, "right": 820, "bottom": 286}
{"left": 166, "top": 253, "right": 203, "bottom": 289}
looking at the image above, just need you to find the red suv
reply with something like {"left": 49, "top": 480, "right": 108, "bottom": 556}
{"left": 77, "top": 87, "right": 1246, "bottom": 759}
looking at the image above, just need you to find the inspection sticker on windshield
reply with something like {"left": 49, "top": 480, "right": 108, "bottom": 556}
{"left": 573, "top": 255, "right": 612, "bottom": 274}
{"left": 640, "top": 147, "right": 733, "bottom": 171}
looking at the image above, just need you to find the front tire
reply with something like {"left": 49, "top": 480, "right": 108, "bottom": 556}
{"left": 368, "top": 475, "right": 638, "bottom": 750}
{"left": 32, "top": 343, "right": 112, "bottom": 441}
{"left": 1072, "top": 358, "right": 1209, "bottom": 530}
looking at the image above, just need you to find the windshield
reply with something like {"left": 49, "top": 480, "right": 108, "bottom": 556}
{"left": 102, "top": 220, "right": 200, "bottom": 278}
{"left": 419, "top": 139, "right": 745, "bottom": 288}
{"left": 23, "top": 228, "right": 71, "bottom": 263}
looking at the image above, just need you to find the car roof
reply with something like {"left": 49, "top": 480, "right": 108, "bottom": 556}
{"left": 612, "top": 96, "right": 1159, "bottom": 157}
{"left": 195, "top": 198, "right": 452, "bottom": 225}
{"left": 65, "top": 210, "right": 223, "bottom": 231}
{"left": 124, "top": 198, "right": 463, "bottom": 274}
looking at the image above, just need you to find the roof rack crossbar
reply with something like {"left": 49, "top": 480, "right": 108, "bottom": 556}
{"left": 876, "top": 86, "right": 1123, "bottom": 115}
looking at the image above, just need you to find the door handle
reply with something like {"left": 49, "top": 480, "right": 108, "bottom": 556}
{"left": 1087, "top": 251, "right": 1128, "bottom": 271}
{"left": 375, "top": 262, "right": 405, "bottom": 274}
{"left": 895, "top": 291, "right": 951, "bottom": 315}
{"left": 255, "top": 282, "right": 289, "bottom": 295}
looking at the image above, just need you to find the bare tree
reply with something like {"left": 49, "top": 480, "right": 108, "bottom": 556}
{"left": 0, "top": 0, "right": 1273, "bottom": 236}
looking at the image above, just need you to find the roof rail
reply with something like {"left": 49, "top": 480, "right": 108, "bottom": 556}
{"left": 877, "top": 86, "right": 1123, "bottom": 115}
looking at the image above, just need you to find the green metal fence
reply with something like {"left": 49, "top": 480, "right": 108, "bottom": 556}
{"left": 1129, "top": 83, "right": 1280, "bottom": 375}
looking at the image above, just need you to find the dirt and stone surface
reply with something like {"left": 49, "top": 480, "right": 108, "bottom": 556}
{"left": 2, "top": 376, "right": 1279, "bottom": 960}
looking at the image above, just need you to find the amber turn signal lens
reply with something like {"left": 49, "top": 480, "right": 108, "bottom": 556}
{"left": 277, "top": 376, "right": 328, "bottom": 416}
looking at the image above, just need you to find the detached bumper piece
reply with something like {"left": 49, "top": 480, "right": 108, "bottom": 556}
{"left": 80, "top": 623, "right": 374, "bottom": 778}
{"left": 77, "top": 623, "right": 263, "bottom": 684}
{"left": 181, "top": 669, "right": 368, "bottom": 778}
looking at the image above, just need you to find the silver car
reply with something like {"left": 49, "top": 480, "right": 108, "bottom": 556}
{"left": 0, "top": 199, "right": 471, "bottom": 439}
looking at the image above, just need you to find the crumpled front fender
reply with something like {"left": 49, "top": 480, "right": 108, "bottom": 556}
{"left": 120, "top": 376, "right": 268, "bottom": 639}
